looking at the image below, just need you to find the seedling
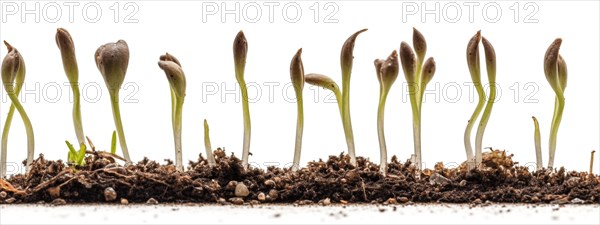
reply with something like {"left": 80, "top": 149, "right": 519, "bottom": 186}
{"left": 56, "top": 28, "right": 86, "bottom": 146}
{"left": 95, "top": 39, "right": 131, "bottom": 162}
{"left": 158, "top": 53, "right": 187, "bottom": 171}
{"left": 543, "top": 38, "right": 567, "bottom": 169}
{"left": 532, "top": 116, "right": 542, "bottom": 169}
{"left": 399, "top": 28, "right": 436, "bottom": 170}
{"left": 375, "top": 50, "right": 399, "bottom": 175}
{"left": 203, "top": 119, "right": 216, "bottom": 167}
{"left": 290, "top": 48, "right": 304, "bottom": 171}
{"left": 1, "top": 41, "right": 34, "bottom": 176}
{"left": 65, "top": 141, "right": 86, "bottom": 166}
{"left": 591, "top": 150, "right": 596, "bottom": 176}
{"left": 464, "top": 31, "right": 497, "bottom": 167}
{"left": 233, "top": 31, "right": 252, "bottom": 170}
{"left": 304, "top": 29, "right": 366, "bottom": 167}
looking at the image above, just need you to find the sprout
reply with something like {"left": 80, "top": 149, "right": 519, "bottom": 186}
{"left": 110, "top": 131, "right": 117, "bottom": 155}
{"left": 375, "top": 50, "right": 399, "bottom": 175}
{"left": 65, "top": 141, "right": 86, "bottom": 166}
{"left": 473, "top": 37, "right": 497, "bottom": 166}
{"left": 463, "top": 31, "right": 497, "bottom": 168}
{"left": 158, "top": 53, "right": 187, "bottom": 171}
{"left": 233, "top": 31, "right": 252, "bottom": 170}
{"left": 95, "top": 39, "right": 131, "bottom": 163}
{"left": 304, "top": 73, "right": 343, "bottom": 123}
{"left": 591, "top": 150, "right": 596, "bottom": 176}
{"left": 398, "top": 28, "right": 436, "bottom": 171}
{"left": 290, "top": 48, "right": 304, "bottom": 171}
{"left": 56, "top": 28, "right": 85, "bottom": 146}
{"left": 532, "top": 116, "right": 542, "bottom": 170}
{"left": 1, "top": 41, "right": 34, "bottom": 176}
{"left": 543, "top": 38, "right": 567, "bottom": 169}
{"left": 203, "top": 119, "right": 216, "bottom": 167}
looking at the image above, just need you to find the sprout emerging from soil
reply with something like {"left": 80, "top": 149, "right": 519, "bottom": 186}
{"left": 158, "top": 53, "right": 187, "bottom": 171}
{"left": 532, "top": 116, "right": 542, "bottom": 170}
{"left": 591, "top": 150, "right": 596, "bottom": 176}
{"left": 110, "top": 131, "right": 117, "bottom": 155}
{"left": 56, "top": 28, "right": 85, "bottom": 146}
{"left": 303, "top": 29, "right": 367, "bottom": 167}
{"left": 543, "top": 38, "right": 567, "bottom": 169}
{"left": 65, "top": 141, "right": 86, "bottom": 166}
{"left": 464, "top": 31, "right": 497, "bottom": 167}
{"left": 399, "top": 28, "right": 436, "bottom": 170}
{"left": 290, "top": 48, "right": 305, "bottom": 171}
{"left": 95, "top": 39, "right": 131, "bottom": 163}
{"left": 1, "top": 41, "right": 34, "bottom": 176}
{"left": 233, "top": 31, "right": 252, "bottom": 170}
{"left": 375, "top": 50, "right": 399, "bottom": 175}
{"left": 203, "top": 119, "right": 216, "bottom": 167}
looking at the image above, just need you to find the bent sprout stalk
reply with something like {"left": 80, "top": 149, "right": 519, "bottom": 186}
{"left": 305, "top": 73, "right": 342, "bottom": 117}
{"left": 1, "top": 41, "right": 34, "bottom": 176}
{"left": 233, "top": 31, "right": 252, "bottom": 170}
{"left": 474, "top": 37, "right": 497, "bottom": 166}
{"left": 543, "top": 38, "right": 567, "bottom": 169}
{"left": 398, "top": 28, "right": 435, "bottom": 171}
{"left": 532, "top": 116, "right": 542, "bottom": 169}
{"left": 375, "top": 50, "right": 399, "bottom": 175}
{"left": 95, "top": 40, "right": 131, "bottom": 163}
{"left": 340, "top": 29, "right": 367, "bottom": 166}
{"left": 290, "top": 48, "right": 305, "bottom": 172}
{"left": 158, "top": 53, "right": 187, "bottom": 171}
{"left": 56, "top": 28, "right": 85, "bottom": 146}
{"left": 203, "top": 119, "right": 216, "bottom": 167}
{"left": 464, "top": 31, "right": 484, "bottom": 167}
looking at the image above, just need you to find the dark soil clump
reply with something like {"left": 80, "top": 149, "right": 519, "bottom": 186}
{"left": 1, "top": 149, "right": 598, "bottom": 204}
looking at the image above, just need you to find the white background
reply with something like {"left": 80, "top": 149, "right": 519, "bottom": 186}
{"left": 0, "top": 1, "right": 598, "bottom": 175}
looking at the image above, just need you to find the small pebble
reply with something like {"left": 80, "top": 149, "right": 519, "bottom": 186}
{"left": 459, "top": 180, "right": 467, "bottom": 187}
{"left": 5, "top": 197, "right": 16, "bottom": 204}
{"left": 386, "top": 198, "right": 398, "bottom": 204}
{"left": 398, "top": 197, "right": 409, "bottom": 203}
{"left": 229, "top": 197, "right": 244, "bottom": 205}
{"left": 146, "top": 198, "right": 159, "bottom": 204}
{"left": 51, "top": 198, "right": 66, "bottom": 206}
{"left": 340, "top": 200, "right": 348, "bottom": 204}
{"left": 217, "top": 197, "right": 227, "bottom": 205}
{"left": 257, "top": 192, "right": 266, "bottom": 201}
{"left": 104, "top": 187, "right": 117, "bottom": 202}
{"left": 235, "top": 183, "right": 250, "bottom": 197}
{"left": 473, "top": 198, "right": 482, "bottom": 204}
{"left": 268, "top": 189, "right": 278, "bottom": 200}
{"left": 227, "top": 181, "right": 238, "bottom": 189}
{"left": 120, "top": 198, "right": 129, "bottom": 205}
{"left": 264, "top": 179, "right": 276, "bottom": 187}
{"left": 323, "top": 198, "right": 331, "bottom": 205}
{"left": 0, "top": 191, "right": 7, "bottom": 199}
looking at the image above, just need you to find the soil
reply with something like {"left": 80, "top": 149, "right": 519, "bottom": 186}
{"left": 0, "top": 149, "right": 598, "bottom": 205}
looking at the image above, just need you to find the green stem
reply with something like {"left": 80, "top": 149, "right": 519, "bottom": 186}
{"left": 377, "top": 88, "right": 390, "bottom": 175}
{"left": 341, "top": 73, "right": 356, "bottom": 166}
{"left": 532, "top": 116, "right": 542, "bottom": 170}
{"left": 464, "top": 83, "right": 485, "bottom": 167}
{"left": 71, "top": 85, "right": 85, "bottom": 146}
{"left": 203, "top": 120, "right": 216, "bottom": 167}
{"left": 7, "top": 93, "right": 34, "bottom": 174}
{"left": 548, "top": 95, "right": 565, "bottom": 169}
{"left": 292, "top": 93, "right": 304, "bottom": 171}
{"left": 173, "top": 98, "right": 184, "bottom": 171}
{"left": 238, "top": 79, "right": 251, "bottom": 170}
{"left": 1, "top": 105, "right": 16, "bottom": 178}
{"left": 474, "top": 82, "right": 496, "bottom": 166}
{"left": 109, "top": 92, "right": 131, "bottom": 163}
{"left": 408, "top": 83, "right": 422, "bottom": 170}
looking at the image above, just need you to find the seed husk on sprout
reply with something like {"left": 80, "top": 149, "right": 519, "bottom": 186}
{"left": 543, "top": 38, "right": 567, "bottom": 169}
{"left": 375, "top": 50, "right": 399, "bottom": 175}
{"left": 233, "top": 31, "right": 252, "bottom": 170}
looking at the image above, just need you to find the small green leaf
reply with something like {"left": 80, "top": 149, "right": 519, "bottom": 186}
{"left": 110, "top": 131, "right": 117, "bottom": 155}
{"left": 76, "top": 144, "right": 86, "bottom": 165}
{"left": 65, "top": 140, "right": 77, "bottom": 162}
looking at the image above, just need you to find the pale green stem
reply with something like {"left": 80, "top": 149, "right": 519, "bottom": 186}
{"left": 475, "top": 82, "right": 496, "bottom": 166}
{"left": 377, "top": 88, "right": 390, "bottom": 175}
{"left": 547, "top": 95, "right": 565, "bottom": 169}
{"left": 464, "top": 83, "right": 485, "bottom": 168}
{"left": 203, "top": 120, "right": 216, "bottom": 167}
{"left": 238, "top": 79, "right": 251, "bottom": 170}
{"left": 7, "top": 93, "right": 34, "bottom": 174}
{"left": 532, "top": 116, "right": 542, "bottom": 169}
{"left": 408, "top": 82, "right": 422, "bottom": 170}
{"left": 1, "top": 105, "right": 16, "bottom": 178}
{"left": 109, "top": 92, "right": 131, "bottom": 163}
{"left": 292, "top": 93, "right": 304, "bottom": 172}
{"left": 71, "top": 85, "right": 85, "bottom": 146}
{"left": 341, "top": 73, "right": 356, "bottom": 166}
{"left": 173, "top": 98, "right": 184, "bottom": 171}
